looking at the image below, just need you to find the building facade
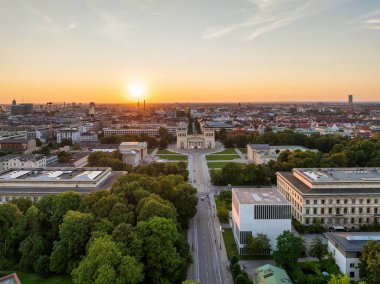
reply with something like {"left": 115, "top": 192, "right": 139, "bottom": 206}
{"left": 119, "top": 141, "right": 148, "bottom": 166}
{"left": 247, "top": 144, "right": 313, "bottom": 165}
{"left": 277, "top": 168, "right": 380, "bottom": 229}
{"left": 104, "top": 128, "right": 159, "bottom": 137}
{"left": 327, "top": 232, "right": 380, "bottom": 282}
{"left": 0, "top": 139, "right": 36, "bottom": 152}
{"left": 176, "top": 128, "right": 215, "bottom": 149}
{"left": 231, "top": 187, "right": 291, "bottom": 255}
{"left": 56, "top": 128, "right": 81, "bottom": 143}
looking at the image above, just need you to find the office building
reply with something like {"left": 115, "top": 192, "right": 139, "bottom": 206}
{"left": 348, "top": 95, "right": 353, "bottom": 105}
{"left": 10, "top": 99, "right": 33, "bottom": 116}
{"left": 327, "top": 232, "right": 380, "bottom": 282}
{"left": 277, "top": 168, "right": 380, "bottom": 229}
{"left": 56, "top": 128, "right": 80, "bottom": 143}
{"left": 0, "top": 139, "right": 36, "bottom": 152}
{"left": 232, "top": 187, "right": 291, "bottom": 255}
{"left": 104, "top": 128, "right": 159, "bottom": 137}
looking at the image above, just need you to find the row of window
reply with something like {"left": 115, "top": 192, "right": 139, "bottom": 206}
{"left": 305, "top": 207, "right": 379, "bottom": 215}
{"left": 304, "top": 216, "right": 376, "bottom": 225}
{"left": 306, "top": 198, "right": 379, "bottom": 205}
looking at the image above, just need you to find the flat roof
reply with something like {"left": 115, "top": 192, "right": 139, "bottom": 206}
{"left": 0, "top": 171, "right": 124, "bottom": 195}
{"left": 0, "top": 167, "right": 110, "bottom": 182}
{"left": 277, "top": 171, "right": 380, "bottom": 195}
{"left": 295, "top": 168, "right": 380, "bottom": 183}
{"left": 328, "top": 232, "right": 380, "bottom": 252}
{"left": 120, "top": 141, "right": 147, "bottom": 147}
{"left": 232, "top": 187, "right": 289, "bottom": 205}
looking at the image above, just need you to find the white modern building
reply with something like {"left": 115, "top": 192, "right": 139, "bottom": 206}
{"left": 176, "top": 128, "right": 215, "bottom": 149}
{"left": 277, "top": 168, "right": 380, "bottom": 229}
{"left": 232, "top": 187, "right": 291, "bottom": 255}
{"left": 104, "top": 128, "right": 159, "bottom": 137}
{"left": 327, "top": 232, "right": 380, "bottom": 282}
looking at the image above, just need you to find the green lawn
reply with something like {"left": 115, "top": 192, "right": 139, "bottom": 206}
{"left": 157, "top": 154, "right": 188, "bottom": 161}
{"left": 239, "top": 148, "right": 247, "bottom": 154}
{"left": 207, "top": 162, "right": 239, "bottom": 169}
{"left": 156, "top": 149, "right": 179, "bottom": 154}
{"left": 206, "top": 154, "right": 240, "bottom": 161}
{"left": 0, "top": 271, "right": 72, "bottom": 284}
{"left": 212, "top": 149, "right": 237, "bottom": 155}
{"left": 222, "top": 228, "right": 239, "bottom": 261}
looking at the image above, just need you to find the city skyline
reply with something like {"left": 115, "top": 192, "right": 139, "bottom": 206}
{"left": 1, "top": 0, "right": 379, "bottom": 103}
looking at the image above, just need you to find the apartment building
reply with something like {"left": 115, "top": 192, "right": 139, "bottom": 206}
{"left": 277, "top": 168, "right": 380, "bottom": 229}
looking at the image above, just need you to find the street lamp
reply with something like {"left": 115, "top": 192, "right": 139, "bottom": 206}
{"left": 220, "top": 225, "right": 222, "bottom": 250}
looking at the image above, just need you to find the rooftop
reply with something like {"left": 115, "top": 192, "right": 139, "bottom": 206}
{"left": 0, "top": 273, "right": 21, "bottom": 284}
{"left": 296, "top": 168, "right": 380, "bottom": 183}
{"left": 254, "top": 264, "right": 292, "bottom": 284}
{"left": 328, "top": 232, "right": 380, "bottom": 252}
{"left": 277, "top": 171, "right": 380, "bottom": 195}
{"left": 120, "top": 141, "right": 147, "bottom": 148}
{"left": 232, "top": 187, "right": 289, "bottom": 205}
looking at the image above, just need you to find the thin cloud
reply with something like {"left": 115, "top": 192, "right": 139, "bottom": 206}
{"left": 349, "top": 7, "right": 380, "bottom": 31}
{"left": 203, "top": 0, "right": 340, "bottom": 42}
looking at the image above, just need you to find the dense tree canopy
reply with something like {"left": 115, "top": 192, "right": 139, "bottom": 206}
{"left": 273, "top": 230, "right": 305, "bottom": 270}
{"left": 0, "top": 171, "right": 196, "bottom": 283}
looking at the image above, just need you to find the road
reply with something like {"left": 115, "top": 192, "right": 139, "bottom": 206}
{"left": 185, "top": 147, "right": 233, "bottom": 284}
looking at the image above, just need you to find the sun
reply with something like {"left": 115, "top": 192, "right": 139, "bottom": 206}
{"left": 128, "top": 82, "right": 146, "bottom": 99}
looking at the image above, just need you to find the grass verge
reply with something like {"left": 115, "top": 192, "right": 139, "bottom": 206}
{"left": 157, "top": 154, "right": 188, "bottom": 161}
{"left": 206, "top": 154, "right": 240, "bottom": 161}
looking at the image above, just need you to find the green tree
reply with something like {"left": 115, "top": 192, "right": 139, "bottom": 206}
{"left": 360, "top": 240, "right": 380, "bottom": 283}
{"left": 19, "top": 234, "right": 46, "bottom": 270}
{"left": 309, "top": 236, "right": 328, "bottom": 260}
{"left": 136, "top": 217, "right": 183, "bottom": 283}
{"left": 50, "top": 211, "right": 95, "bottom": 273}
{"left": 33, "top": 255, "right": 51, "bottom": 277}
{"left": 245, "top": 233, "right": 271, "bottom": 255}
{"left": 0, "top": 203, "right": 22, "bottom": 256}
{"left": 10, "top": 197, "right": 32, "bottom": 214}
{"left": 273, "top": 230, "right": 305, "bottom": 269}
{"left": 136, "top": 194, "right": 177, "bottom": 223}
{"left": 71, "top": 235, "right": 144, "bottom": 284}
{"left": 328, "top": 274, "right": 350, "bottom": 284}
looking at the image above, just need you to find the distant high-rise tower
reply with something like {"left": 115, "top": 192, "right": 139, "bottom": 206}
{"left": 12, "top": 99, "right": 16, "bottom": 105}
{"left": 89, "top": 102, "right": 96, "bottom": 116}
{"left": 348, "top": 95, "right": 353, "bottom": 105}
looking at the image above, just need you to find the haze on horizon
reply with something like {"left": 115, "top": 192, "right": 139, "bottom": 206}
{"left": 0, "top": 0, "right": 379, "bottom": 104}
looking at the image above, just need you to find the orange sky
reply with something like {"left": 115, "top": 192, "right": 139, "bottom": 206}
{"left": 0, "top": 1, "right": 379, "bottom": 104}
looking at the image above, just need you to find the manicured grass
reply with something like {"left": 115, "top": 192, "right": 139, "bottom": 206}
{"left": 222, "top": 228, "right": 240, "bottom": 261}
{"left": 213, "top": 149, "right": 237, "bottom": 155}
{"left": 239, "top": 148, "right": 247, "bottom": 154}
{"left": 157, "top": 154, "right": 188, "bottom": 161}
{"left": 207, "top": 162, "right": 240, "bottom": 169}
{"left": 206, "top": 154, "right": 240, "bottom": 161}
{"left": 0, "top": 271, "right": 72, "bottom": 284}
{"left": 156, "top": 149, "right": 179, "bottom": 154}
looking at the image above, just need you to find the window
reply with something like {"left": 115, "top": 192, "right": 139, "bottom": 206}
{"left": 321, "top": 218, "right": 324, "bottom": 224}
{"left": 359, "top": 208, "right": 362, "bottom": 214}
{"left": 314, "top": 208, "right": 317, "bottom": 214}
{"left": 321, "top": 208, "right": 324, "bottom": 214}
{"left": 306, "top": 200, "right": 310, "bottom": 204}
{"left": 359, "top": 199, "right": 363, "bottom": 204}
{"left": 351, "top": 218, "right": 355, "bottom": 223}
{"left": 367, "top": 199, "right": 371, "bottom": 204}
{"left": 344, "top": 208, "right": 348, "bottom": 214}
{"left": 351, "top": 208, "right": 355, "bottom": 214}
{"left": 336, "top": 208, "right": 340, "bottom": 214}
{"left": 314, "top": 200, "right": 317, "bottom": 204}
{"left": 344, "top": 199, "right": 348, "bottom": 204}
{"left": 375, "top": 208, "right": 378, "bottom": 214}
{"left": 306, "top": 208, "right": 310, "bottom": 214}
{"left": 305, "top": 218, "right": 309, "bottom": 225}
{"left": 329, "top": 208, "right": 332, "bottom": 214}
{"left": 343, "top": 218, "right": 347, "bottom": 224}
{"left": 337, "top": 199, "right": 340, "bottom": 204}
{"left": 350, "top": 263, "right": 355, "bottom": 267}
{"left": 375, "top": 199, "right": 379, "bottom": 204}
{"left": 367, "top": 208, "right": 371, "bottom": 213}
{"left": 352, "top": 199, "right": 356, "bottom": 204}
{"left": 350, "top": 272, "right": 355, "bottom": 278}
{"left": 359, "top": 218, "right": 362, "bottom": 224}
{"left": 321, "top": 199, "right": 325, "bottom": 204}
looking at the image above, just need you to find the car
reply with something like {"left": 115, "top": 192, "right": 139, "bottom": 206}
{"left": 322, "top": 232, "right": 329, "bottom": 239}
{"left": 201, "top": 197, "right": 204, "bottom": 201}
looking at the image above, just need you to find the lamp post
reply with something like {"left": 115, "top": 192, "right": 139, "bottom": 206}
{"left": 219, "top": 225, "right": 222, "bottom": 250}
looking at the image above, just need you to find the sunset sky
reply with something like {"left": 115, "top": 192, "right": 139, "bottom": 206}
{"left": 0, "top": 0, "right": 379, "bottom": 104}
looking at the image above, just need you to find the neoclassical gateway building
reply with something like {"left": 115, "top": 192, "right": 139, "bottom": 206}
{"left": 176, "top": 128, "right": 215, "bottom": 149}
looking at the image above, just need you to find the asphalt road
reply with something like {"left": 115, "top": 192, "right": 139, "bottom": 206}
{"left": 186, "top": 148, "right": 233, "bottom": 284}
